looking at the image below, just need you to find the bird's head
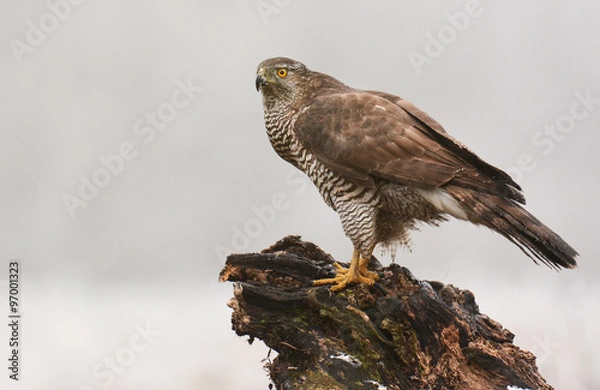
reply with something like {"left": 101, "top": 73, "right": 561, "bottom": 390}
{"left": 255, "top": 57, "right": 310, "bottom": 108}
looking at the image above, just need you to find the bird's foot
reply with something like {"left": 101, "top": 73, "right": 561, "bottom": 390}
{"left": 333, "top": 262, "right": 380, "bottom": 281}
{"left": 314, "top": 258, "right": 379, "bottom": 291}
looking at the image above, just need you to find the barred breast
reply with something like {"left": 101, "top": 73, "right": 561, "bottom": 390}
{"left": 264, "top": 110, "right": 382, "bottom": 256}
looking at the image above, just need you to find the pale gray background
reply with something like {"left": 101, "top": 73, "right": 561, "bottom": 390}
{"left": 1, "top": 1, "right": 598, "bottom": 389}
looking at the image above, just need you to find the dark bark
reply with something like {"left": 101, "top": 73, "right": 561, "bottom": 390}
{"left": 219, "top": 236, "right": 552, "bottom": 390}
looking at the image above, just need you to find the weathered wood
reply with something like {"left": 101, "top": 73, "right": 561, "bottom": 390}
{"left": 219, "top": 236, "right": 552, "bottom": 390}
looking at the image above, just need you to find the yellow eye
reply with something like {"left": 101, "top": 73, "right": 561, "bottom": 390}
{"left": 277, "top": 68, "right": 288, "bottom": 78}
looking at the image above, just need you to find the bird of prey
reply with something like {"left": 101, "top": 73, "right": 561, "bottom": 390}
{"left": 255, "top": 57, "right": 578, "bottom": 291}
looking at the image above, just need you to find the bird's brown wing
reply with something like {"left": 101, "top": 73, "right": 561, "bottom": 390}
{"left": 293, "top": 90, "right": 525, "bottom": 203}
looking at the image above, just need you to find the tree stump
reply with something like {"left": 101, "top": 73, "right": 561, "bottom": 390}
{"left": 219, "top": 236, "right": 552, "bottom": 390}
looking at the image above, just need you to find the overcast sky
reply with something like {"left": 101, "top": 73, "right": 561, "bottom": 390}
{"left": 1, "top": 1, "right": 599, "bottom": 389}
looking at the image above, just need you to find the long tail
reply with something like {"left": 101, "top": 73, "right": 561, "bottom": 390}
{"left": 449, "top": 187, "right": 578, "bottom": 269}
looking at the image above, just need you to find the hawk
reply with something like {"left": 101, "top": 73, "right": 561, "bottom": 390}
{"left": 255, "top": 57, "right": 578, "bottom": 291}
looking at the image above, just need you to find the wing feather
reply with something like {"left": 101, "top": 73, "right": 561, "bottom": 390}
{"left": 294, "top": 90, "right": 525, "bottom": 203}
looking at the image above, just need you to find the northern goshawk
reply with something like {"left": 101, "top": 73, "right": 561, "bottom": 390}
{"left": 255, "top": 57, "right": 577, "bottom": 291}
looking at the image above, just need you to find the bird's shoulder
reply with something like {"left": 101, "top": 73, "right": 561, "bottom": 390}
{"left": 295, "top": 89, "right": 444, "bottom": 153}
{"left": 298, "top": 88, "right": 446, "bottom": 137}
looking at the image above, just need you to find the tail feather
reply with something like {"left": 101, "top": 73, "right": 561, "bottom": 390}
{"left": 450, "top": 188, "right": 578, "bottom": 269}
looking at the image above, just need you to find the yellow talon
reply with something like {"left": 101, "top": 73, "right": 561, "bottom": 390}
{"left": 333, "top": 262, "right": 346, "bottom": 271}
{"left": 313, "top": 249, "right": 379, "bottom": 291}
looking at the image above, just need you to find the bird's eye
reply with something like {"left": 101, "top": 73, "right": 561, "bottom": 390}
{"left": 277, "top": 68, "right": 288, "bottom": 78}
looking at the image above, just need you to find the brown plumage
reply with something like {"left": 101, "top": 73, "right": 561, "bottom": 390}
{"left": 255, "top": 57, "right": 577, "bottom": 290}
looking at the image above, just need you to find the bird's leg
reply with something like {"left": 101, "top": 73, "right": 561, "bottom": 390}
{"left": 358, "top": 254, "right": 379, "bottom": 281}
{"left": 313, "top": 249, "right": 379, "bottom": 291}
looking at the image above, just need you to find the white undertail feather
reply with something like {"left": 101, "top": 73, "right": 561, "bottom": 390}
{"left": 415, "top": 188, "right": 469, "bottom": 220}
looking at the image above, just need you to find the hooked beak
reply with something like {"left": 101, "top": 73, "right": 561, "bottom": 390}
{"left": 255, "top": 68, "right": 267, "bottom": 91}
